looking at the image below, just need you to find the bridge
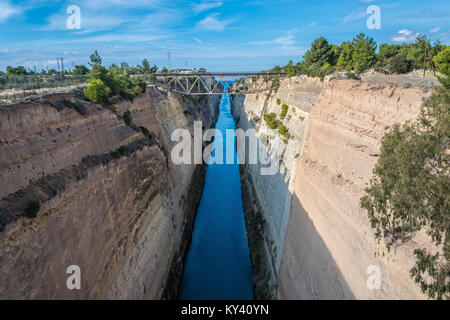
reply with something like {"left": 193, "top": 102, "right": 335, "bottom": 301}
{"left": 152, "top": 72, "right": 287, "bottom": 95}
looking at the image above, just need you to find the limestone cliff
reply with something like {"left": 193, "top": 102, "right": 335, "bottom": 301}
{"left": 231, "top": 74, "right": 438, "bottom": 299}
{"left": 0, "top": 88, "right": 220, "bottom": 299}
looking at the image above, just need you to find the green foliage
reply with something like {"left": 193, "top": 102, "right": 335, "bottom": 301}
{"left": 272, "top": 76, "right": 280, "bottom": 92}
{"left": 89, "top": 50, "right": 102, "bottom": 67}
{"left": 276, "top": 98, "right": 281, "bottom": 105}
{"left": 304, "top": 37, "right": 334, "bottom": 68}
{"left": 108, "top": 104, "right": 117, "bottom": 114}
{"left": 337, "top": 41, "right": 354, "bottom": 70}
{"left": 263, "top": 112, "right": 281, "bottom": 130}
{"left": 6, "top": 66, "right": 28, "bottom": 75}
{"left": 387, "top": 52, "right": 412, "bottom": 74}
{"left": 83, "top": 79, "right": 110, "bottom": 104}
{"left": 361, "top": 88, "right": 450, "bottom": 299}
{"left": 434, "top": 46, "right": 450, "bottom": 89}
{"left": 140, "top": 58, "right": 150, "bottom": 73}
{"left": 351, "top": 33, "right": 377, "bottom": 73}
{"left": 302, "top": 37, "right": 336, "bottom": 78}
{"left": 280, "top": 103, "right": 289, "bottom": 120}
{"left": 73, "top": 65, "right": 89, "bottom": 75}
{"left": 123, "top": 109, "right": 132, "bottom": 126}
{"left": 279, "top": 125, "right": 290, "bottom": 139}
{"left": 406, "top": 35, "right": 432, "bottom": 69}
{"left": 346, "top": 72, "right": 358, "bottom": 80}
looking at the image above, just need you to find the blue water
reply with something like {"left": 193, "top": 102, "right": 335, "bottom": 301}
{"left": 178, "top": 92, "right": 254, "bottom": 300}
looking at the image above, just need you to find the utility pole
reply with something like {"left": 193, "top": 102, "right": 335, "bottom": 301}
{"left": 423, "top": 42, "right": 436, "bottom": 77}
{"left": 60, "top": 57, "right": 65, "bottom": 76}
{"left": 167, "top": 52, "right": 171, "bottom": 71}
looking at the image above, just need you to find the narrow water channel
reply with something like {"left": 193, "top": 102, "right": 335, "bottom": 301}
{"left": 178, "top": 91, "right": 254, "bottom": 300}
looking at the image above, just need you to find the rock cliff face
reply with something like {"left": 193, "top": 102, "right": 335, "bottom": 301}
{"left": 0, "top": 88, "right": 220, "bottom": 299}
{"left": 231, "top": 74, "right": 437, "bottom": 299}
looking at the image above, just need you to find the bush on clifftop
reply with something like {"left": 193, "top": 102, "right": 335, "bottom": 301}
{"left": 360, "top": 87, "right": 450, "bottom": 299}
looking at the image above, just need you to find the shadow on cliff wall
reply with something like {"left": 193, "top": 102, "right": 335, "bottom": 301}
{"left": 279, "top": 192, "right": 355, "bottom": 299}
{"left": 230, "top": 93, "right": 355, "bottom": 300}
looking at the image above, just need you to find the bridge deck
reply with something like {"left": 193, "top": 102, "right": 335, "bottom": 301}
{"left": 152, "top": 72, "right": 286, "bottom": 95}
{"left": 154, "top": 72, "right": 287, "bottom": 78}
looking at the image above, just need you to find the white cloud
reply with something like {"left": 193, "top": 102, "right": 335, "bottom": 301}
{"left": 360, "top": 0, "right": 375, "bottom": 3}
{"left": 307, "top": 22, "right": 317, "bottom": 27}
{"left": 196, "top": 14, "right": 235, "bottom": 31}
{"left": 248, "top": 31, "right": 299, "bottom": 50}
{"left": 274, "top": 35, "right": 296, "bottom": 47}
{"left": 392, "top": 29, "right": 419, "bottom": 42}
{"left": 341, "top": 8, "right": 366, "bottom": 23}
{"left": 0, "top": 1, "right": 20, "bottom": 23}
{"left": 193, "top": 1, "right": 223, "bottom": 13}
{"left": 192, "top": 37, "right": 203, "bottom": 43}
{"left": 430, "top": 27, "right": 441, "bottom": 33}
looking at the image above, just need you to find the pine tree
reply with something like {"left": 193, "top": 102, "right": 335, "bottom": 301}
{"left": 89, "top": 50, "right": 102, "bottom": 67}
{"left": 351, "top": 33, "right": 377, "bottom": 73}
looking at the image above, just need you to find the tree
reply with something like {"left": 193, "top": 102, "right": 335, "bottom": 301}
{"left": 83, "top": 79, "right": 110, "bottom": 104}
{"left": 89, "top": 50, "right": 102, "bottom": 67}
{"left": 351, "top": 33, "right": 377, "bottom": 72}
{"left": 378, "top": 43, "right": 402, "bottom": 67}
{"left": 361, "top": 88, "right": 450, "bottom": 299}
{"left": 433, "top": 46, "right": 450, "bottom": 88}
{"left": 406, "top": 35, "right": 432, "bottom": 70}
{"left": 73, "top": 64, "right": 89, "bottom": 75}
{"left": 302, "top": 37, "right": 335, "bottom": 77}
{"left": 303, "top": 37, "right": 334, "bottom": 67}
{"left": 141, "top": 58, "right": 150, "bottom": 73}
{"left": 387, "top": 52, "right": 412, "bottom": 74}
{"left": 6, "top": 66, "right": 28, "bottom": 75}
{"left": 337, "top": 41, "right": 354, "bottom": 70}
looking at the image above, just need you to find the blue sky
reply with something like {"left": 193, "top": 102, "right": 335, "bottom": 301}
{"left": 0, "top": 0, "right": 449, "bottom": 72}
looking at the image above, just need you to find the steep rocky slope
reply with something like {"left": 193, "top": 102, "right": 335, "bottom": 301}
{"left": 231, "top": 74, "right": 438, "bottom": 299}
{"left": 0, "top": 88, "right": 220, "bottom": 299}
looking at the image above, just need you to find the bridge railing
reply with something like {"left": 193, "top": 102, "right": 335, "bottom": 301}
{"left": 152, "top": 72, "right": 286, "bottom": 95}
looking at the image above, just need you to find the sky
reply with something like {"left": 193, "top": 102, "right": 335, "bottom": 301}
{"left": 0, "top": 0, "right": 449, "bottom": 72}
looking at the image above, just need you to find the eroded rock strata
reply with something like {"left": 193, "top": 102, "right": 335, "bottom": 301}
{"left": 231, "top": 74, "right": 438, "bottom": 299}
{"left": 0, "top": 88, "right": 220, "bottom": 299}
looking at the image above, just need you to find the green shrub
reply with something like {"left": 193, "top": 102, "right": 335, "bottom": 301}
{"left": 279, "top": 125, "right": 290, "bottom": 139}
{"left": 108, "top": 104, "right": 117, "bottom": 113}
{"left": 263, "top": 112, "right": 281, "bottom": 129}
{"left": 388, "top": 53, "right": 412, "bottom": 74}
{"left": 346, "top": 72, "right": 358, "bottom": 80}
{"left": 276, "top": 98, "right": 281, "bottom": 105}
{"left": 361, "top": 88, "right": 450, "bottom": 299}
{"left": 272, "top": 77, "right": 280, "bottom": 92}
{"left": 280, "top": 103, "right": 289, "bottom": 120}
{"left": 83, "top": 79, "right": 110, "bottom": 104}
{"left": 123, "top": 109, "right": 132, "bottom": 126}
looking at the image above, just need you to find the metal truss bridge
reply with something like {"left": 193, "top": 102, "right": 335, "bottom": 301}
{"left": 152, "top": 72, "right": 287, "bottom": 95}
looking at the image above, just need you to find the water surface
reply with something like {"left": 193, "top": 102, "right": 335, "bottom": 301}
{"left": 178, "top": 92, "right": 254, "bottom": 300}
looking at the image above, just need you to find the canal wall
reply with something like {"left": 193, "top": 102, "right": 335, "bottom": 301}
{"left": 231, "top": 73, "right": 437, "bottom": 299}
{"left": 0, "top": 88, "right": 220, "bottom": 299}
